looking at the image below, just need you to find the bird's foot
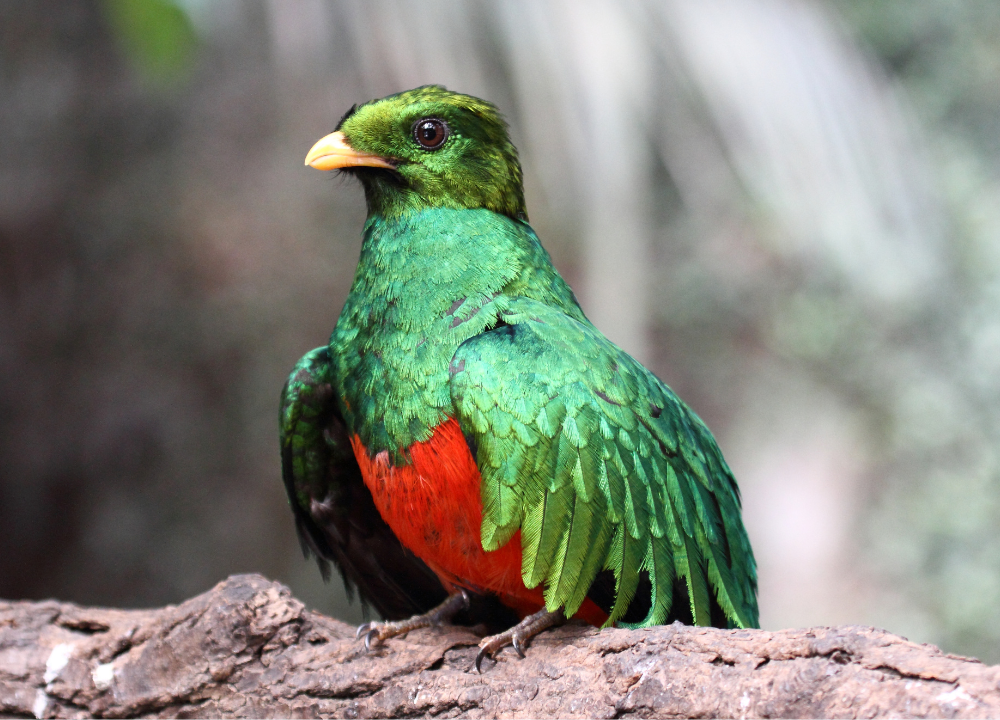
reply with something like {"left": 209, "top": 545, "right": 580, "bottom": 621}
{"left": 356, "top": 590, "right": 470, "bottom": 650}
{"left": 475, "top": 606, "right": 564, "bottom": 672}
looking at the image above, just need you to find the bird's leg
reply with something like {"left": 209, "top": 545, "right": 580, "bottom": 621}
{"left": 357, "top": 590, "right": 470, "bottom": 650}
{"left": 475, "top": 606, "right": 564, "bottom": 672}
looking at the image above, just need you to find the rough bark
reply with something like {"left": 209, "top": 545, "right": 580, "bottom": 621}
{"left": 1, "top": 574, "right": 997, "bottom": 719}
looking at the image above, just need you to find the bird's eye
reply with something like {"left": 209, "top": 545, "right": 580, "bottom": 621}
{"left": 413, "top": 119, "right": 448, "bottom": 150}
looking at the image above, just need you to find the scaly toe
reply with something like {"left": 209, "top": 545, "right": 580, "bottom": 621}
{"left": 355, "top": 591, "right": 470, "bottom": 653}
{"left": 473, "top": 607, "right": 564, "bottom": 673}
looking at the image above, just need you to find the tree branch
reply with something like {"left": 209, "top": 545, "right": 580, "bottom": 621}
{"left": 1, "top": 574, "right": 997, "bottom": 718}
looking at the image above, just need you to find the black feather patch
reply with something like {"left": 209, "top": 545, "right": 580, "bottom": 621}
{"left": 335, "top": 104, "right": 358, "bottom": 131}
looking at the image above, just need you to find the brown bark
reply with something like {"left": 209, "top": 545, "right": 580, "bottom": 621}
{"left": 1, "top": 574, "right": 997, "bottom": 719}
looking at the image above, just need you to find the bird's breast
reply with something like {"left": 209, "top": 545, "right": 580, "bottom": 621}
{"left": 350, "top": 417, "right": 543, "bottom": 616}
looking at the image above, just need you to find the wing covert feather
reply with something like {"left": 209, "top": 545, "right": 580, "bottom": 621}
{"left": 449, "top": 300, "right": 758, "bottom": 628}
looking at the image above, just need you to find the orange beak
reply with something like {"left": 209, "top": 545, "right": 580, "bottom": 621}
{"left": 304, "top": 131, "right": 397, "bottom": 171}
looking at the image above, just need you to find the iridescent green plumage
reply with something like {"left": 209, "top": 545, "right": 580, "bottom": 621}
{"left": 281, "top": 85, "right": 758, "bottom": 632}
{"left": 452, "top": 297, "right": 757, "bottom": 626}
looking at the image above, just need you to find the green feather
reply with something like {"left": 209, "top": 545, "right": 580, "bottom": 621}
{"left": 606, "top": 526, "right": 646, "bottom": 624}
{"left": 304, "top": 86, "right": 758, "bottom": 631}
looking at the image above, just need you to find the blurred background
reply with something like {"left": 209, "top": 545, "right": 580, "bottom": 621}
{"left": 3, "top": 0, "right": 1000, "bottom": 662}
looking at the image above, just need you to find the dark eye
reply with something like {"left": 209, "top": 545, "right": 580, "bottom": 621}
{"left": 413, "top": 118, "right": 448, "bottom": 150}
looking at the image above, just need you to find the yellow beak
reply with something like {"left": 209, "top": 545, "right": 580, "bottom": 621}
{"left": 304, "top": 131, "right": 397, "bottom": 171}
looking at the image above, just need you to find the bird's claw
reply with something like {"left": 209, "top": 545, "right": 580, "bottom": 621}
{"left": 512, "top": 635, "right": 527, "bottom": 658}
{"left": 355, "top": 621, "right": 388, "bottom": 649}
{"left": 475, "top": 646, "right": 494, "bottom": 674}
{"left": 473, "top": 631, "right": 520, "bottom": 673}
{"left": 474, "top": 606, "right": 564, "bottom": 673}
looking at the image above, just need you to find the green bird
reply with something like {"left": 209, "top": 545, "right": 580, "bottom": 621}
{"left": 281, "top": 86, "right": 758, "bottom": 669}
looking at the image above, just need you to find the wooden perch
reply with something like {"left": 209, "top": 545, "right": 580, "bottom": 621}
{"left": 1, "top": 574, "right": 998, "bottom": 718}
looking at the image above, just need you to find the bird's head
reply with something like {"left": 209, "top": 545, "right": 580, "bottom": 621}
{"left": 305, "top": 86, "right": 526, "bottom": 221}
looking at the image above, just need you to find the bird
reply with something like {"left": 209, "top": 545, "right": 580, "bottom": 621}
{"left": 280, "top": 85, "right": 758, "bottom": 671}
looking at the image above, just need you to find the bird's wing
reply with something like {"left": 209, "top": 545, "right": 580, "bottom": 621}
{"left": 449, "top": 299, "right": 758, "bottom": 628}
{"left": 280, "top": 347, "right": 449, "bottom": 620}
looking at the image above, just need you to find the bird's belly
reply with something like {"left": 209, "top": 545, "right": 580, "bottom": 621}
{"left": 350, "top": 418, "right": 543, "bottom": 616}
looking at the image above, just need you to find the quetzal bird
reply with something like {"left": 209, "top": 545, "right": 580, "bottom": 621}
{"left": 280, "top": 86, "right": 758, "bottom": 669}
